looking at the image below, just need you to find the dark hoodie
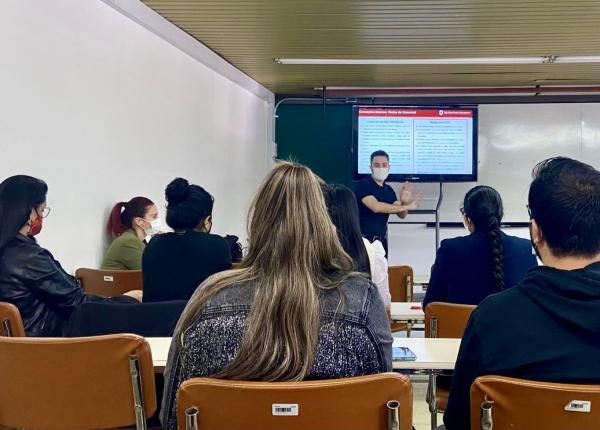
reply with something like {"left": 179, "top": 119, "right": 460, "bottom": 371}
{"left": 444, "top": 262, "right": 600, "bottom": 430}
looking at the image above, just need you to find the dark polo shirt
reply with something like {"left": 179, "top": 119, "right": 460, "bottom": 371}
{"left": 355, "top": 176, "right": 396, "bottom": 236}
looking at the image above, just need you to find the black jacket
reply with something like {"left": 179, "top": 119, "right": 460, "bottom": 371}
{"left": 66, "top": 300, "right": 186, "bottom": 337}
{"left": 444, "top": 262, "right": 600, "bottom": 430}
{"left": 0, "top": 235, "right": 116, "bottom": 336}
{"left": 142, "top": 231, "right": 231, "bottom": 303}
{"left": 423, "top": 231, "right": 538, "bottom": 308}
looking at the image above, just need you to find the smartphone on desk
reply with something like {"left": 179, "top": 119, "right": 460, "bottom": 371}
{"left": 392, "top": 347, "right": 417, "bottom": 361}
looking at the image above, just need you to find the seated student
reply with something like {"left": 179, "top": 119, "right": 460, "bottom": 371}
{"left": 101, "top": 197, "right": 160, "bottom": 270}
{"left": 324, "top": 184, "right": 391, "bottom": 310}
{"left": 223, "top": 234, "right": 243, "bottom": 264}
{"left": 423, "top": 185, "right": 537, "bottom": 309}
{"left": 142, "top": 178, "right": 231, "bottom": 302}
{"left": 0, "top": 175, "right": 140, "bottom": 337}
{"left": 444, "top": 157, "right": 600, "bottom": 430}
{"left": 161, "top": 162, "right": 392, "bottom": 429}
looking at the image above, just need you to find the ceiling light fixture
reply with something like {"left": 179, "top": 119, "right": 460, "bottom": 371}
{"left": 553, "top": 56, "right": 600, "bottom": 63}
{"left": 275, "top": 55, "right": 600, "bottom": 65}
{"left": 310, "top": 85, "right": 600, "bottom": 97}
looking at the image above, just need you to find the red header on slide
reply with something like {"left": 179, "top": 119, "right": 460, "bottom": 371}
{"left": 359, "top": 108, "right": 473, "bottom": 118}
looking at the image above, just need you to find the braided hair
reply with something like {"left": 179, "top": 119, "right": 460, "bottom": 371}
{"left": 463, "top": 186, "right": 505, "bottom": 291}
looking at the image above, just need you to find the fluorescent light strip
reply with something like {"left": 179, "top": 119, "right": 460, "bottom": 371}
{"left": 275, "top": 56, "right": 600, "bottom": 65}
{"left": 554, "top": 56, "right": 600, "bottom": 63}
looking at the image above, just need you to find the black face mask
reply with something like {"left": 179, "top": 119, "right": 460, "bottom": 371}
{"left": 529, "top": 222, "right": 543, "bottom": 262}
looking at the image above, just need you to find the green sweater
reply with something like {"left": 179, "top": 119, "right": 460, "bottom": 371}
{"left": 101, "top": 229, "right": 145, "bottom": 270}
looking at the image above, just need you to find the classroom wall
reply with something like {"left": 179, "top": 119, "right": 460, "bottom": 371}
{"left": 0, "top": 0, "right": 273, "bottom": 273}
{"left": 276, "top": 102, "right": 600, "bottom": 275}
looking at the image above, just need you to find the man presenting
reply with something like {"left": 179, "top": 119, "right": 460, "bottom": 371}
{"left": 355, "top": 150, "right": 420, "bottom": 255}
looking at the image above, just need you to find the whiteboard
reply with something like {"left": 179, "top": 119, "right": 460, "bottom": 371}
{"left": 388, "top": 103, "right": 600, "bottom": 223}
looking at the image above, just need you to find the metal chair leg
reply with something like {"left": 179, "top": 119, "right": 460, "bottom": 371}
{"left": 480, "top": 397, "right": 494, "bottom": 430}
{"left": 129, "top": 355, "right": 147, "bottom": 430}
{"left": 1, "top": 319, "right": 11, "bottom": 337}
{"left": 186, "top": 407, "right": 199, "bottom": 430}
{"left": 387, "top": 400, "right": 400, "bottom": 430}
{"left": 427, "top": 372, "right": 438, "bottom": 429}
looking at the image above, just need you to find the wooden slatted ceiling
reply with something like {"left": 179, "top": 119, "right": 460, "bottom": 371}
{"left": 141, "top": 0, "right": 600, "bottom": 94}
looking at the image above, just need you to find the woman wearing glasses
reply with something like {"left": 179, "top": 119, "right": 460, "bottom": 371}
{"left": 423, "top": 185, "right": 538, "bottom": 309}
{"left": 0, "top": 175, "right": 140, "bottom": 337}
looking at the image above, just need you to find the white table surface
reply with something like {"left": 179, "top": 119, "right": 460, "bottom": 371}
{"left": 148, "top": 337, "right": 171, "bottom": 372}
{"left": 392, "top": 337, "right": 460, "bottom": 370}
{"left": 390, "top": 302, "right": 425, "bottom": 322}
{"left": 413, "top": 275, "right": 430, "bottom": 285}
{"left": 147, "top": 336, "right": 460, "bottom": 372}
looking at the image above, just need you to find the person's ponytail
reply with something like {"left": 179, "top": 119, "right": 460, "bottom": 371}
{"left": 107, "top": 202, "right": 127, "bottom": 238}
{"left": 463, "top": 185, "right": 505, "bottom": 292}
{"left": 107, "top": 197, "right": 155, "bottom": 239}
{"left": 487, "top": 216, "right": 504, "bottom": 291}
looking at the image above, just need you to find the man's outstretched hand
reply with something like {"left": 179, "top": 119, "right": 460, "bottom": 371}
{"left": 400, "top": 182, "right": 414, "bottom": 204}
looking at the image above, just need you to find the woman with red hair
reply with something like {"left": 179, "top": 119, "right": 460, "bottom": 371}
{"left": 101, "top": 197, "right": 160, "bottom": 270}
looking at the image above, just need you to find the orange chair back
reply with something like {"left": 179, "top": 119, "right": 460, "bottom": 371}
{"left": 0, "top": 334, "right": 156, "bottom": 430}
{"left": 177, "top": 373, "right": 413, "bottom": 430}
{"left": 425, "top": 301, "right": 476, "bottom": 338}
{"left": 388, "top": 265, "right": 413, "bottom": 302}
{"left": 76, "top": 268, "right": 142, "bottom": 297}
{"left": 0, "top": 302, "right": 25, "bottom": 337}
{"left": 471, "top": 375, "right": 600, "bottom": 430}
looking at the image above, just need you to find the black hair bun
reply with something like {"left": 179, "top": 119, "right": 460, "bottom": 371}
{"left": 166, "top": 178, "right": 190, "bottom": 205}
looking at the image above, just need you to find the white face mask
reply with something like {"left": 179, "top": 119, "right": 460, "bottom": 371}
{"left": 372, "top": 167, "right": 389, "bottom": 182}
{"left": 143, "top": 218, "right": 161, "bottom": 236}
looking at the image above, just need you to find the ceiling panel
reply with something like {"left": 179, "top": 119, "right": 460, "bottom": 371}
{"left": 141, "top": 0, "right": 600, "bottom": 94}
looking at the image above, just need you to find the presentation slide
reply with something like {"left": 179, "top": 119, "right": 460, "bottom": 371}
{"left": 357, "top": 107, "right": 475, "bottom": 177}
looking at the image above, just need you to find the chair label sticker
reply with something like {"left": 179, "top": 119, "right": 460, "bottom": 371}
{"left": 564, "top": 400, "right": 591, "bottom": 413}
{"left": 272, "top": 404, "right": 299, "bottom": 416}
{"left": 103, "top": 276, "right": 114, "bottom": 282}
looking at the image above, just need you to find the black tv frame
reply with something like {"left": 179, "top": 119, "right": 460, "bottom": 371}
{"left": 352, "top": 105, "right": 479, "bottom": 183}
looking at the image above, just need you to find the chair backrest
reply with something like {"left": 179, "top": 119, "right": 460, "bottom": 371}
{"left": 424, "top": 302, "right": 476, "bottom": 338}
{"left": 0, "top": 334, "right": 156, "bottom": 430}
{"left": 75, "top": 267, "right": 142, "bottom": 297}
{"left": 177, "top": 373, "right": 412, "bottom": 430}
{"left": 388, "top": 265, "right": 414, "bottom": 302}
{"left": 471, "top": 375, "right": 600, "bottom": 430}
{"left": 0, "top": 301, "right": 25, "bottom": 337}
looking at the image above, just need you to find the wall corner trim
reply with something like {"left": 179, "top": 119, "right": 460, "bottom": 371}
{"left": 100, "top": 0, "right": 275, "bottom": 103}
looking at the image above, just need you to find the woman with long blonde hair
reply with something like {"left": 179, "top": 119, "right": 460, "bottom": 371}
{"left": 161, "top": 161, "right": 392, "bottom": 429}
